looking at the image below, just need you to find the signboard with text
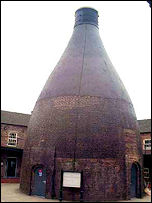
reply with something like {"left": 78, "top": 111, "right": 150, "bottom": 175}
{"left": 59, "top": 170, "right": 83, "bottom": 202}
{"left": 63, "top": 172, "right": 81, "bottom": 188}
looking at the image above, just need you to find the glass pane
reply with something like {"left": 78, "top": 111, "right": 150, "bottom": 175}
{"left": 145, "top": 140, "right": 151, "bottom": 144}
{"left": 9, "top": 133, "right": 17, "bottom": 138}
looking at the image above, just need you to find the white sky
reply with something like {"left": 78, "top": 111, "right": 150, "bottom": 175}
{"left": 1, "top": 1, "right": 151, "bottom": 120}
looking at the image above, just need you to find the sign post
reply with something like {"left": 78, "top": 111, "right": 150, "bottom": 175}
{"left": 59, "top": 170, "right": 83, "bottom": 202}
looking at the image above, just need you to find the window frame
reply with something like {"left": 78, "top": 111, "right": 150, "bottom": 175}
{"left": 143, "top": 139, "right": 151, "bottom": 150}
{"left": 7, "top": 132, "right": 18, "bottom": 147}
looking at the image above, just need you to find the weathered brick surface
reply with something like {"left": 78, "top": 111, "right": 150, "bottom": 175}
{"left": 54, "top": 158, "right": 126, "bottom": 201}
{"left": 123, "top": 128, "right": 143, "bottom": 199}
{"left": 20, "top": 96, "right": 142, "bottom": 201}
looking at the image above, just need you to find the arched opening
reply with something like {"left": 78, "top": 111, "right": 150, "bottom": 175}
{"left": 31, "top": 165, "right": 46, "bottom": 197}
{"left": 130, "top": 162, "right": 141, "bottom": 198}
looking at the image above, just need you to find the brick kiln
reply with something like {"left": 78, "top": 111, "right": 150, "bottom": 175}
{"left": 20, "top": 7, "right": 143, "bottom": 201}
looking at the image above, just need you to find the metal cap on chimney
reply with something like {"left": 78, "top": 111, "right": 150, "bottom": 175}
{"left": 74, "top": 7, "right": 99, "bottom": 28}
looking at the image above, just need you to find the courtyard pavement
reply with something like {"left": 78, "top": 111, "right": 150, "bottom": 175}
{"left": 1, "top": 183, "right": 151, "bottom": 202}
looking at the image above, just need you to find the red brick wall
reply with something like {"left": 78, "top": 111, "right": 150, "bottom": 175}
{"left": 1, "top": 124, "right": 27, "bottom": 149}
{"left": 123, "top": 129, "right": 143, "bottom": 198}
{"left": 1, "top": 178, "right": 20, "bottom": 183}
{"left": 1, "top": 123, "right": 27, "bottom": 182}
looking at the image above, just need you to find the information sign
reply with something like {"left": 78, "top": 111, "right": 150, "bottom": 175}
{"left": 63, "top": 172, "right": 81, "bottom": 188}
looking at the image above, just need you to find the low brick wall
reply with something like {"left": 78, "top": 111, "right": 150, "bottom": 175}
{"left": 1, "top": 178, "right": 20, "bottom": 183}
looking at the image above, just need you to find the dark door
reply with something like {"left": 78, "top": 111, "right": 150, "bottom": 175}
{"left": 131, "top": 164, "right": 137, "bottom": 198}
{"left": 32, "top": 167, "right": 46, "bottom": 197}
{"left": 7, "top": 158, "right": 16, "bottom": 177}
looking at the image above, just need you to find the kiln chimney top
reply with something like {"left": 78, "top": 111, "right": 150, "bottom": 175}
{"left": 74, "top": 7, "right": 99, "bottom": 28}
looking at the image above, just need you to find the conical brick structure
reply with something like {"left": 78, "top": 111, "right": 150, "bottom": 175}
{"left": 20, "top": 7, "right": 143, "bottom": 201}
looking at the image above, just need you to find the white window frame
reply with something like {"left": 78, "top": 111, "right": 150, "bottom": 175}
{"left": 143, "top": 139, "right": 151, "bottom": 150}
{"left": 7, "top": 132, "right": 17, "bottom": 147}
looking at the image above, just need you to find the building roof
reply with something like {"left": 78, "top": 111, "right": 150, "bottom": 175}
{"left": 1, "top": 110, "right": 151, "bottom": 133}
{"left": 138, "top": 119, "right": 151, "bottom": 133}
{"left": 1, "top": 110, "right": 30, "bottom": 126}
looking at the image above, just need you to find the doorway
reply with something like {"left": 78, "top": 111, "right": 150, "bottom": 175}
{"left": 7, "top": 158, "right": 17, "bottom": 177}
{"left": 131, "top": 163, "right": 137, "bottom": 198}
{"left": 32, "top": 167, "right": 46, "bottom": 197}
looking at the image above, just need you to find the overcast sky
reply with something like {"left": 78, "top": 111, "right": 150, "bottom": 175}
{"left": 1, "top": 1, "right": 151, "bottom": 120}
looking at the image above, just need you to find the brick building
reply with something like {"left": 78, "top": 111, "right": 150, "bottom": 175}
{"left": 1, "top": 110, "right": 30, "bottom": 183}
{"left": 1, "top": 110, "right": 151, "bottom": 186}
{"left": 138, "top": 119, "right": 151, "bottom": 188}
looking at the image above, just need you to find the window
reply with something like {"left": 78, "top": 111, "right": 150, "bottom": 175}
{"left": 143, "top": 139, "right": 151, "bottom": 150}
{"left": 7, "top": 133, "right": 17, "bottom": 147}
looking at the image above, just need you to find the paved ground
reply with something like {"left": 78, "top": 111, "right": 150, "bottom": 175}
{"left": 1, "top": 183, "right": 151, "bottom": 202}
{"left": 1, "top": 184, "right": 68, "bottom": 202}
